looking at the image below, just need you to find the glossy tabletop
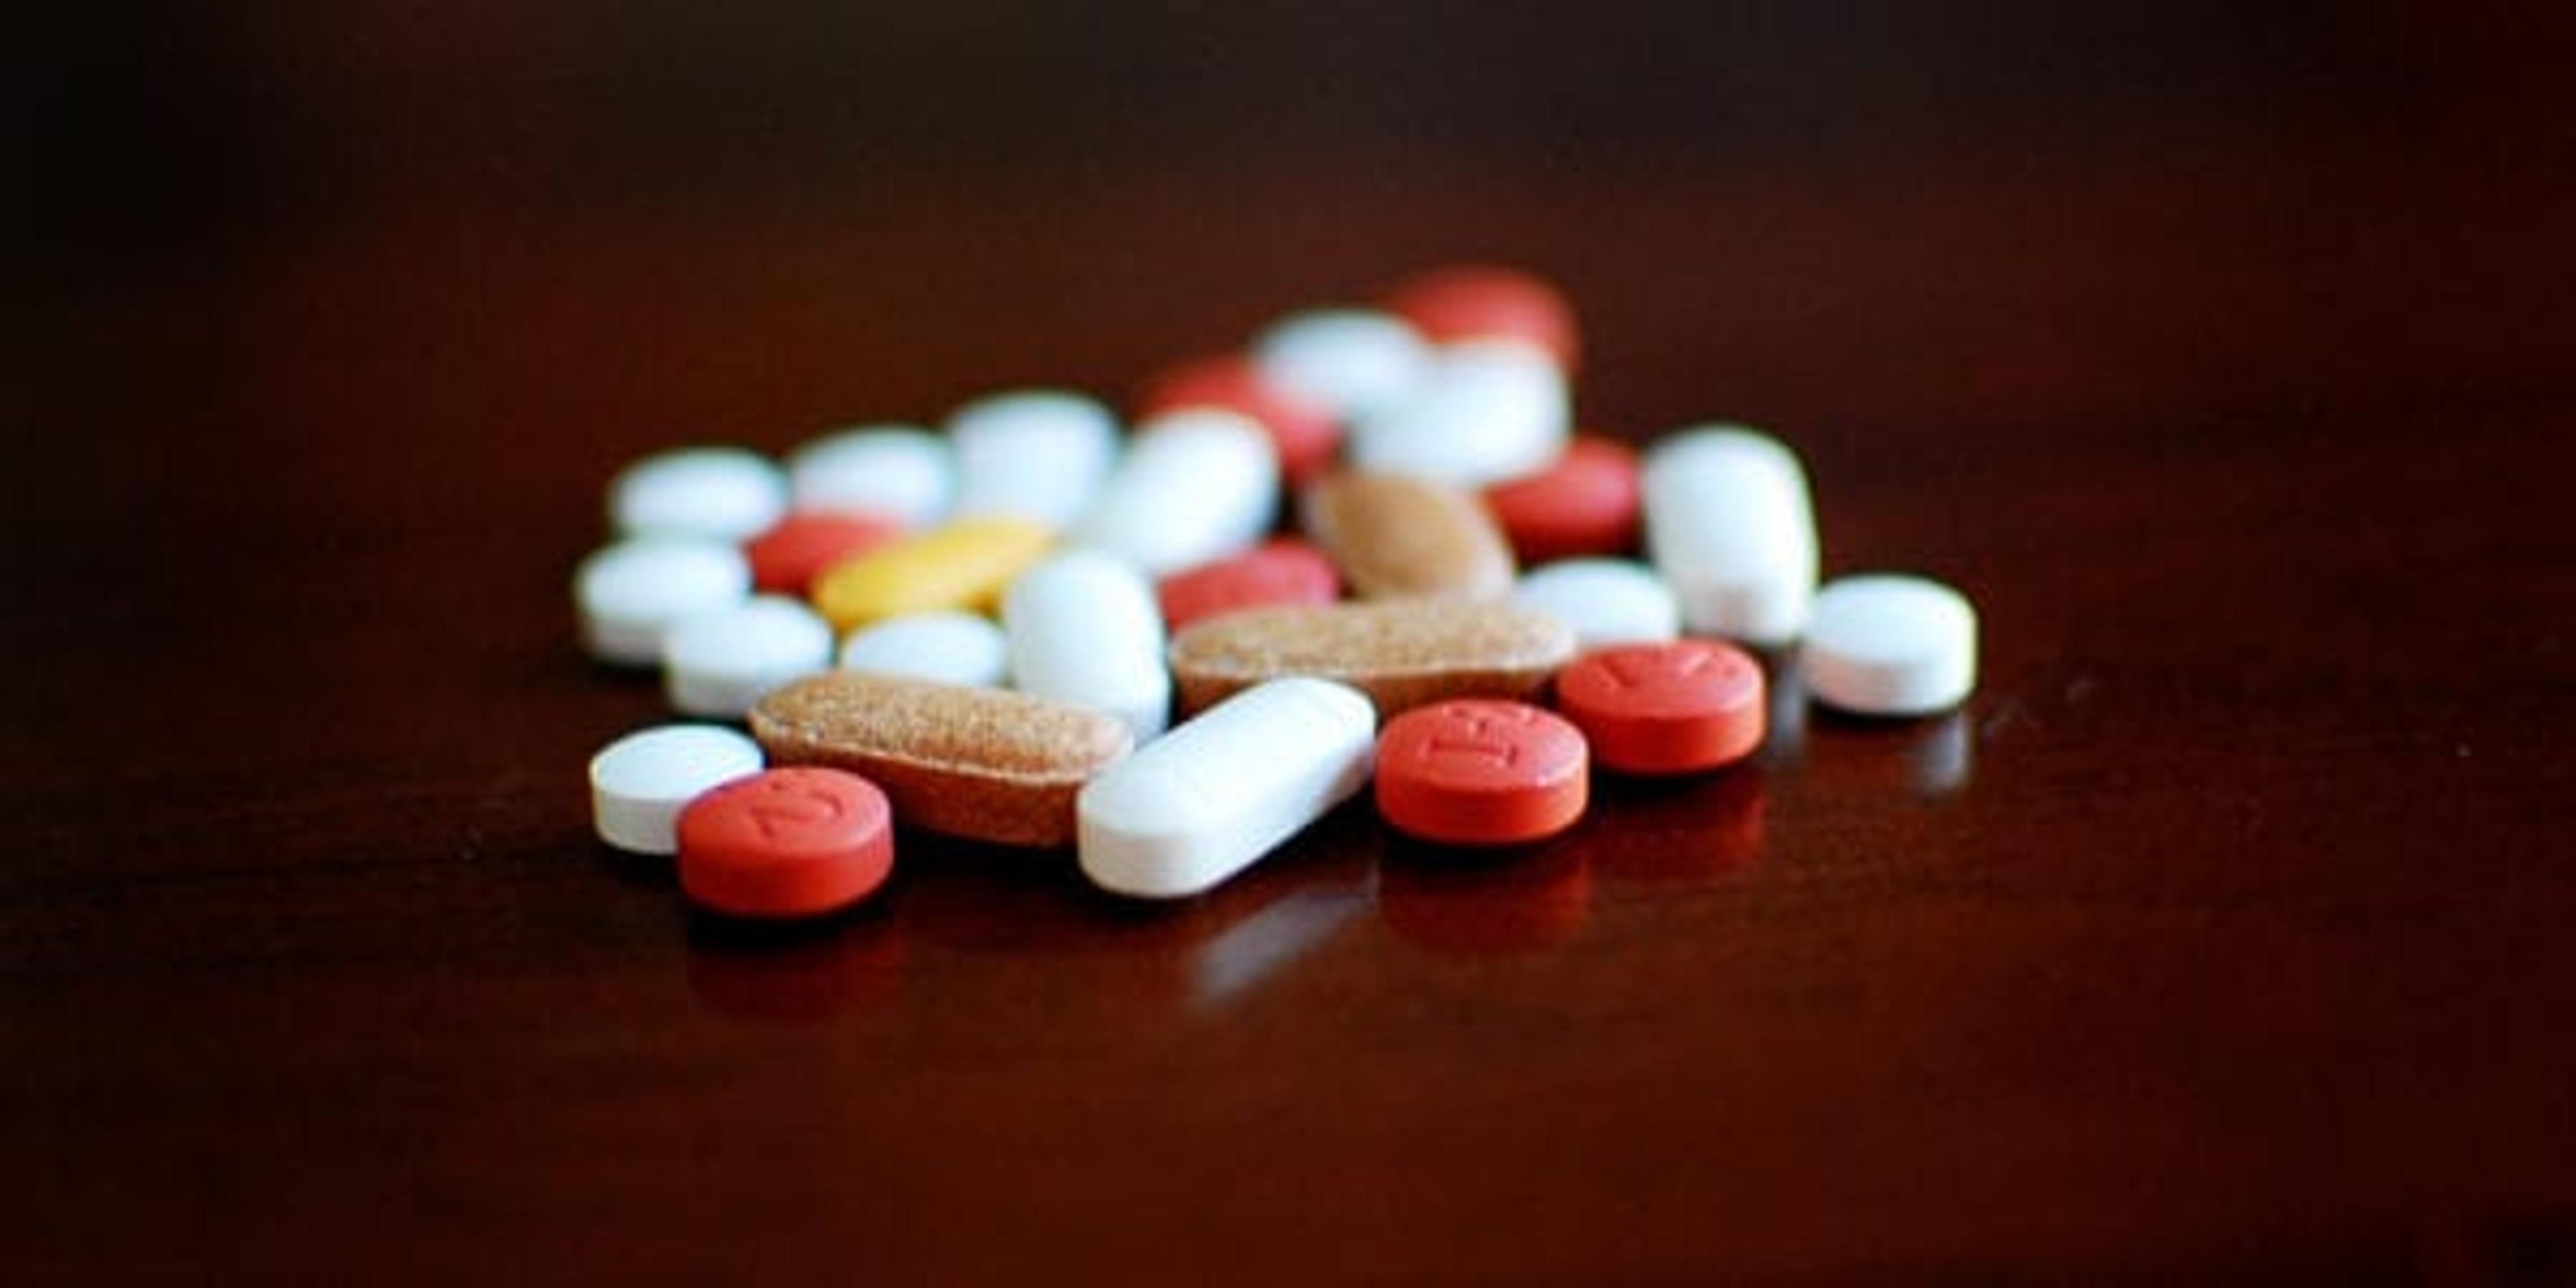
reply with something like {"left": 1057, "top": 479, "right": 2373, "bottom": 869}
{"left": 8, "top": 6, "right": 2573, "bottom": 1282}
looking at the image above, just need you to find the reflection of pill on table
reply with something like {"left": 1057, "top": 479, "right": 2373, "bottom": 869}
{"left": 1555, "top": 639, "right": 1765, "bottom": 775}
{"left": 1382, "top": 264, "right": 1580, "bottom": 370}
{"left": 610, "top": 446, "right": 788, "bottom": 542}
{"left": 1375, "top": 699, "right": 1588, "bottom": 845}
{"left": 1155, "top": 540, "right": 1341, "bottom": 635}
{"left": 589, "top": 724, "right": 765, "bottom": 855}
{"left": 1079, "top": 678, "right": 1377, "bottom": 900}
{"left": 676, "top": 767, "right": 894, "bottom": 918}
{"left": 575, "top": 537, "right": 751, "bottom": 666}
{"left": 1802, "top": 574, "right": 1978, "bottom": 716}
{"left": 1482, "top": 436, "right": 1640, "bottom": 564}
{"left": 839, "top": 610, "right": 1010, "bottom": 688}
{"left": 743, "top": 511, "right": 902, "bottom": 596}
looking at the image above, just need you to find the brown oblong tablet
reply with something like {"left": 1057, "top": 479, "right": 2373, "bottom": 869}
{"left": 1168, "top": 600, "right": 1574, "bottom": 718}
{"left": 749, "top": 672, "right": 1133, "bottom": 848}
{"left": 1302, "top": 471, "right": 1515, "bottom": 601}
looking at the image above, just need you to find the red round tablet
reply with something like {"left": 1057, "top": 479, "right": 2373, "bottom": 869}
{"left": 1554, "top": 640, "right": 1765, "bottom": 775}
{"left": 1136, "top": 352, "right": 1340, "bottom": 485}
{"left": 1382, "top": 265, "right": 1580, "bottom": 369}
{"left": 743, "top": 511, "right": 902, "bottom": 596}
{"left": 676, "top": 767, "right": 895, "bottom": 918}
{"left": 1375, "top": 700, "right": 1589, "bottom": 845}
{"left": 1155, "top": 539, "right": 1342, "bottom": 633}
{"left": 1481, "top": 436, "right": 1640, "bottom": 564}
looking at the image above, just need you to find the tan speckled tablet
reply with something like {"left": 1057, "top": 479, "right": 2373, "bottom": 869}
{"left": 1168, "top": 600, "right": 1574, "bottom": 718}
{"left": 749, "top": 672, "right": 1132, "bottom": 848}
{"left": 1302, "top": 472, "right": 1515, "bottom": 600}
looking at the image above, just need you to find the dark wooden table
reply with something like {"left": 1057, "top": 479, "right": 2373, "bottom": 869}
{"left": 10, "top": 6, "right": 2572, "bottom": 1282}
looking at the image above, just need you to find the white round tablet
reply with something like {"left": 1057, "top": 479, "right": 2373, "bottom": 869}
{"left": 588, "top": 724, "right": 765, "bottom": 854}
{"left": 609, "top": 447, "right": 789, "bottom": 541}
{"left": 1801, "top": 574, "right": 1978, "bottom": 716}
{"left": 575, "top": 537, "right": 754, "bottom": 665}
{"left": 1349, "top": 338, "right": 1570, "bottom": 486}
{"left": 1513, "top": 558, "right": 1681, "bottom": 651}
{"left": 661, "top": 596, "right": 837, "bottom": 718}
{"left": 1251, "top": 309, "right": 1432, "bottom": 423}
{"left": 839, "top": 610, "right": 1011, "bottom": 688}
{"left": 945, "top": 390, "right": 1120, "bottom": 527}
{"left": 786, "top": 425, "right": 953, "bottom": 529}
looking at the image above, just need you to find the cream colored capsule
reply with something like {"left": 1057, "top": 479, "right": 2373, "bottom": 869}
{"left": 1301, "top": 472, "right": 1515, "bottom": 602}
{"left": 749, "top": 672, "right": 1132, "bottom": 848}
{"left": 1167, "top": 600, "right": 1573, "bottom": 718}
{"left": 809, "top": 517, "right": 1054, "bottom": 633}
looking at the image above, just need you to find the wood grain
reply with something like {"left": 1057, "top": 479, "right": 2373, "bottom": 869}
{"left": 9, "top": 5, "right": 2573, "bottom": 1282}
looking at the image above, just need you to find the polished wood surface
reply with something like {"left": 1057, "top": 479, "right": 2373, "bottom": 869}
{"left": 9, "top": 6, "right": 2573, "bottom": 1282}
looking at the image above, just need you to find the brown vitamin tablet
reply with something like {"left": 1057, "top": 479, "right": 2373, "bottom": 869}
{"left": 748, "top": 672, "right": 1133, "bottom": 848}
{"left": 1167, "top": 600, "right": 1574, "bottom": 718}
{"left": 1301, "top": 472, "right": 1515, "bottom": 602}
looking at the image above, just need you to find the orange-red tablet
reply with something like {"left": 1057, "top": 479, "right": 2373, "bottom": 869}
{"left": 1382, "top": 265, "right": 1580, "bottom": 369}
{"left": 677, "top": 767, "right": 894, "bottom": 918}
{"left": 743, "top": 511, "right": 902, "bottom": 596}
{"left": 1155, "top": 539, "right": 1342, "bottom": 634}
{"left": 1481, "top": 436, "right": 1640, "bottom": 564}
{"left": 1375, "top": 699, "right": 1588, "bottom": 845}
{"left": 1554, "top": 640, "right": 1764, "bottom": 775}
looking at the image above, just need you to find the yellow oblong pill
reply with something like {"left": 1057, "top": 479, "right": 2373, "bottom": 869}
{"left": 812, "top": 517, "right": 1055, "bottom": 632}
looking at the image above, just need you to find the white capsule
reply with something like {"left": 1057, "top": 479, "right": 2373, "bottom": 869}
{"left": 1802, "top": 574, "right": 1978, "bottom": 716}
{"left": 1252, "top": 309, "right": 1432, "bottom": 423}
{"left": 576, "top": 537, "right": 754, "bottom": 665}
{"left": 1079, "top": 678, "right": 1377, "bottom": 899}
{"left": 838, "top": 609, "right": 1011, "bottom": 688}
{"left": 661, "top": 596, "right": 836, "bottom": 718}
{"left": 609, "top": 447, "right": 788, "bottom": 541}
{"left": 945, "top": 390, "right": 1120, "bottom": 528}
{"left": 1069, "top": 410, "right": 1281, "bottom": 576}
{"left": 1003, "top": 550, "right": 1171, "bottom": 741}
{"left": 1349, "top": 339, "right": 1570, "bottom": 487}
{"left": 1642, "top": 426, "right": 1819, "bottom": 646}
{"left": 588, "top": 724, "right": 764, "bottom": 854}
{"left": 786, "top": 425, "right": 953, "bottom": 529}
{"left": 1512, "top": 558, "right": 1682, "bottom": 651}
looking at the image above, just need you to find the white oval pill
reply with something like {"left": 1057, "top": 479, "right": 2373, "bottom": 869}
{"left": 946, "top": 390, "right": 1120, "bottom": 528}
{"left": 610, "top": 447, "right": 788, "bottom": 542}
{"left": 1079, "top": 678, "right": 1377, "bottom": 899}
{"left": 838, "top": 610, "right": 1011, "bottom": 688}
{"left": 1004, "top": 549, "right": 1171, "bottom": 741}
{"left": 1252, "top": 309, "right": 1432, "bottom": 424}
{"left": 786, "top": 425, "right": 953, "bottom": 529}
{"left": 1071, "top": 409, "right": 1281, "bottom": 576}
{"left": 1512, "top": 558, "right": 1681, "bottom": 651}
{"left": 1349, "top": 339, "right": 1570, "bottom": 487}
{"left": 661, "top": 595, "right": 837, "bottom": 718}
{"left": 1642, "top": 425, "right": 1819, "bottom": 646}
{"left": 589, "top": 724, "right": 765, "bottom": 854}
{"left": 576, "top": 537, "right": 755, "bottom": 665}
{"left": 1802, "top": 574, "right": 1978, "bottom": 716}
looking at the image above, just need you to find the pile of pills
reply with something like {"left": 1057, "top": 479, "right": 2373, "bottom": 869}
{"left": 579, "top": 266, "right": 1978, "bottom": 919}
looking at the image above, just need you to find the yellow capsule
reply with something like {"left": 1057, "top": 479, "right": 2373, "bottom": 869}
{"left": 811, "top": 517, "right": 1055, "bottom": 632}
